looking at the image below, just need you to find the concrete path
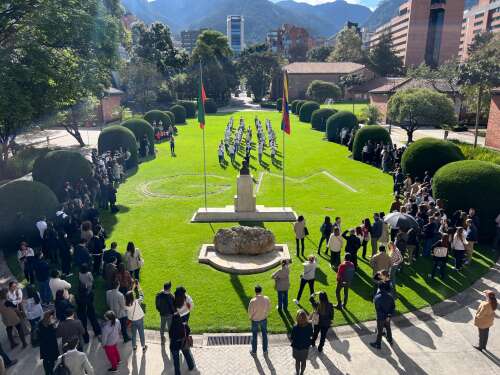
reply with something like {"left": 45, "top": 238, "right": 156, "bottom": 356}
{"left": 1, "top": 250, "right": 498, "bottom": 374}
{"left": 385, "top": 126, "right": 485, "bottom": 147}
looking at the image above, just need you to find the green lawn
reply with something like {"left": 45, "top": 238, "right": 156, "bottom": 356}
{"left": 321, "top": 101, "right": 369, "bottom": 118}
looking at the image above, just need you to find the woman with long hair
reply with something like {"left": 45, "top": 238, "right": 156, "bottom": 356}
{"left": 116, "top": 263, "right": 133, "bottom": 295}
{"left": 361, "top": 218, "right": 372, "bottom": 259}
{"left": 451, "top": 227, "right": 468, "bottom": 271}
{"left": 101, "top": 311, "right": 121, "bottom": 372}
{"left": 24, "top": 284, "right": 43, "bottom": 345}
{"left": 174, "top": 286, "right": 194, "bottom": 323}
{"left": 474, "top": 290, "right": 497, "bottom": 351}
{"left": 37, "top": 310, "right": 59, "bottom": 375}
{"left": 124, "top": 242, "right": 143, "bottom": 281}
{"left": 318, "top": 216, "right": 333, "bottom": 255}
{"left": 125, "top": 290, "right": 147, "bottom": 352}
{"left": 291, "top": 309, "right": 313, "bottom": 375}
{"left": 309, "top": 291, "right": 333, "bottom": 352}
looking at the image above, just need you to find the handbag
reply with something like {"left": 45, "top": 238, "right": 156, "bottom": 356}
{"left": 304, "top": 227, "right": 309, "bottom": 236}
{"left": 54, "top": 354, "right": 71, "bottom": 375}
{"left": 182, "top": 324, "right": 193, "bottom": 350}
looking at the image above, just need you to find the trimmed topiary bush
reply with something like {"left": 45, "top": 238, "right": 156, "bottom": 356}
{"left": 276, "top": 98, "right": 283, "bottom": 112}
{"left": 291, "top": 100, "right": 302, "bottom": 114}
{"left": 178, "top": 100, "right": 197, "bottom": 118}
{"left": 326, "top": 111, "right": 359, "bottom": 142}
{"left": 205, "top": 98, "right": 218, "bottom": 114}
{"left": 0, "top": 180, "right": 59, "bottom": 248}
{"left": 32, "top": 150, "right": 92, "bottom": 198}
{"left": 144, "top": 110, "right": 172, "bottom": 128}
{"left": 401, "top": 138, "right": 465, "bottom": 179}
{"left": 165, "top": 111, "right": 175, "bottom": 125}
{"left": 311, "top": 108, "right": 337, "bottom": 132}
{"left": 295, "top": 100, "right": 306, "bottom": 115}
{"left": 299, "top": 101, "right": 320, "bottom": 122}
{"left": 433, "top": 160, "right": 500, "bottom": 239}
{"left": 121, "top": 119, "right": 155, "bottom": 156}
{"left": 169, "top": 104, "right": 187, "bottom": 124}
{"left": 98, "top": 125, "right": 138, "bottom": 168}
{"left": 352, "top": 126, "right": 392, "bottom": 161}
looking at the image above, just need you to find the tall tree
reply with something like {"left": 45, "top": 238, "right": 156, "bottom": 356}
{"left": 367, "top": 33, "right": 404, "bottom": 76}
{"left": 328, "top": 27, "right": 364, "bottom": 63}
{"left": 307, "top": 46, "right": 333, "bottom": 62}
{"left": 288, "top": 43, "right": 308, "bottom": 63}
{"left": 121, "top": 60, "right": 163, "bottom": 113}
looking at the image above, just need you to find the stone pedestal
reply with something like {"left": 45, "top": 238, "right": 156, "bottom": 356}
{"left": 234, "top": 175, "right": 256, "bottom": 212}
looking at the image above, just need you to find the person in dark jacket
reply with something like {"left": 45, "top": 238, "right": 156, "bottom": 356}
{"left": 342, "top": 229, "right": 361, "bottom": 269}
{"left": 54, "top": 289, "right": 74, "bottom": 322}
{"left": 73, "top": 238, "right": 91, "bottom": 270}
{"left": 430, "top": 234, "right": 449, "bottom": 280}
{"left": 169, "top": 313, "right": 195, "bottom": 375}
{"left": 318, "top": 216, "right": 333, "bottom": 255}
{"left": 102, "top": 242, "right": 122, "bottom": 265}
{"left": 88, "top": 232, "right": 105, "bottom": 275}
{"left": 309, "top": 291, "right": 333, "bottom": 352}
{"left": 156, "top": 281, "right": 176, "bottom": 344}
{"left": 57, "top": 231, "right": 72, "bottom": 277}
{"left": 38, "top": 310, "right": 59, "bottom": 375}
{"left": 291, "top": 309, "right": 313, "bottom": 375}
{"left": 370, "top": 286, "right": 395, "bottom": 349}
{"left": 75, "top": 265, "right": 101, "bottom": 343}
{"left": 371, "top": 213, "right": 383, "bottom": 257}
{"left": 34, "top": 252, "right": 51, "bottom": 305}
{"left": 108, "top": 184, "right": 119, "bottom": 213}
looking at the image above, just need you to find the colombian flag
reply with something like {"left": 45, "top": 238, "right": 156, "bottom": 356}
{"left": 198, "top": 73, "right": 207, "bottom": 129}
{"left": 281, "top": 70, "right": 291, "bottom": 135}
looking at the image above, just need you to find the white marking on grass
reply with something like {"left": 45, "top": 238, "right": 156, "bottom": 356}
{"left": 321, "top": 170, "right": 358, "bottom": 193}
{"left": 255, "top": 172, "right": 265, "bottom": 195}
{"left": 264, "top": 170, "right": 358, "bottom": 193}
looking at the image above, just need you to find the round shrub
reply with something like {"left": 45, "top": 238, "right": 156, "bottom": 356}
{"left": 326, "top": 111, "right": 359, "bottom": 142}
{"left": 352, "top": 126, "right": 392, "bottom": 161}
{"left": 121, "top": 119, "right": 155, "bottom": 156}
{"left": 98, "top": 125, "right": 138, "bottom": 168}
{"left": 169, "top": 104, "right": 187, "bottom": 124}
{"left": 276, "top": 98, "right": 283, "bottom": 112}
{"left": 0, "top": 180, "right": 59, "bottom": 247}
{"left": 143, "top": 110, "right": 172, "bottom": 128}
{"left": 205, "top": 98, "right": 218, "bottom": 114}
{"left": 433, "top": 160, "right": 500, "bottom": 239}
{"left": 299, "top": 101, "right": 320, "bottom": 123}
{"left": 401, "top": 138, "right": 465, "bottom": 179}
{"left": 291, "top": 100, "right": 302, "bottom": 114}
{"left": 295, "top": 100, "right": 306, "bottom": 115}
{"left": 32, "top": 150, "right": 92, "bottom": 198}
{"left": 165, "top": 111, "right": 175, "bottom": 125}
{"left": 178, "top": 100, "right": 197, "bottom": 118}
{"left": 311, "top": 108, "right": 337, "bottom": 132}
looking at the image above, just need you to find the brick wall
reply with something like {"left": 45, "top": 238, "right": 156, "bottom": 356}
{"left": 370, "top": 93, "right": 389, "bottom": 122}
{"left": 98, "top": 95, "right": 123, "bottom": 123}
{"left": 485, "top": 94, "right": 500, "bottom": 150}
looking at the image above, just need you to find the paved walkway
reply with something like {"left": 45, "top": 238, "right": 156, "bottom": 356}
{"left": 384, "top": 126, "right": 485, "bottom": 147}
{"left": 1, "top": 250, "right": 498, "bottom": 374}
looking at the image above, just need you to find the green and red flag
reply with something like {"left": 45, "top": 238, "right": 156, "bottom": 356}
{"left": 281, "top": 70, "right": 291, "bottom": 135}
{"left": 197, "top": 74, "right": 207, "bottom": 129}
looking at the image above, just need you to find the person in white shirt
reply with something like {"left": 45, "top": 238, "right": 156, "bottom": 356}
{"left": 124, "top": 287, "right": 147, "bottom": 352}
{"left": 452, "top": 227, "right": 468, "bottom": 271}
{"left": 327, "top": 228, "right": 343, "bottom": 269}
{"left": 35, "top": 218, "right": 47, "bottom": 239}
{"left": 17, "top": 242, "right": 35, "bottom": 284}
{"left": 294, "top": 256, "right": 317, "bottom": 304}
{"left": 7, "top": 282, "right": 23, "bottom": 308}
{"left": 49, "top": 270, "right": 71, "bottom": 300}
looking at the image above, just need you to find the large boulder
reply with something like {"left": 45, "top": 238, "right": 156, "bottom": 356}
{"left": 214, "top": 226, "right": 275, "bottom": 255}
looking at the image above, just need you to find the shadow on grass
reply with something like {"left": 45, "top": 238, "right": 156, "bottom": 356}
{"left": 99, "top": 205, "right": 131, "bottom": 238}
{"left": 230, "top": 274, "right": 251, "bottom": 311}
{"left": 278, "top": 309, "right": 292, "bottom": 333}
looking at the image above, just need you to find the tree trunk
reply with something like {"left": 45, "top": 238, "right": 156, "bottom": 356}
{"left": 63, "top": 125, "right": 86, "bottom": 147}
{"left": 406, "top": 128, "right": 414, "bottom": 144}
{"left": 474, "top": 85, "right": 483, "bottom": 148}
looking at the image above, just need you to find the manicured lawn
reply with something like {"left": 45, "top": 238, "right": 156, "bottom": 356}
{"left": 321, "top": 101, "right": 369, "bottom": 118}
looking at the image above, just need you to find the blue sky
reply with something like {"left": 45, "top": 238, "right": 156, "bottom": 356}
{"left": 271, "top": 0, "right": 381, "bottom": 10}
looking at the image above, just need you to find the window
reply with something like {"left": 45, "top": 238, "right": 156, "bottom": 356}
{"left": 431, "top": 0, "right": 446, "bottom": 4}
{"left": 475, "top": 12, "right": 484, "bottom": 18}
{"left": 474, "top": 21, "right": 483, "bottom": 26}
{"left": 399, "top": 7, "right": 408, "bottom": 16}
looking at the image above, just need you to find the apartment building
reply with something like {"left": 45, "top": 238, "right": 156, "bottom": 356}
{"left": 181, "top": 29, "right": 206, "bottom": 54}
{"left": 227, "top": 15, "right": 245, "bottom": 55}
{"left": 266, "top": 24, "right": 314, "bottom": 58}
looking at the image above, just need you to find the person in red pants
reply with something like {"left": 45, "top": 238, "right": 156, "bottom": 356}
{"left": 101, "top": 311, "right": 121, "bottom": 373}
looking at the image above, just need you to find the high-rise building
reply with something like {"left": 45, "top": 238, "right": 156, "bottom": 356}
{"left": 227, "top": 15, "right": 245, "bottom": 54}
{"left": 366, "top": 0, "right": 464, "bottom": 67}
{"left": 181, "top": 29, "right": 206, "bottom": 54}
{"left": 459, "top": 0, "right": 500, "bottom": 61}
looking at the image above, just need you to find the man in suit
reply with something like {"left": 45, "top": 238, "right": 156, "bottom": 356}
{"left": 55, "top": 337, "right": 94, "bottom": 374}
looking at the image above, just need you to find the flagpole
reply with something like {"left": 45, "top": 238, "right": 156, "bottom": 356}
{"left": 200, "top": 62, "right": 208, "bottom": 210}
{"left": 282, "top": 127, "right": 285, "bottom": 209}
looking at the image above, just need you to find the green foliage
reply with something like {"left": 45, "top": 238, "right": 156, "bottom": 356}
{"left": 177, "top": 100, "right": 197, "bottom": 118}
{"left": 455, "top": 142, "right": 500, "bottom": 166}
{"left": 299, "top": 101, "right": 320, "bottom": 123}
{"left": 367, "top": 32, "right": 404, "bottom": 76}
{"left": 204, "top": 99, "right": 218, "bottom": 114}
{"left": 121, "top": 119, "right": 155, "bottom": 156}
{"left": 326, "top": 111, "right": 359, "bottom": 142}
{"left": 0, "top": 180, "right": 59, "bottom": 248}
{"left": 32, "top": 150, "right": 92, "bottom": 198}
{"left": 307, "top": 46, "right": 333, "bottom": 62}
{"left": 295, "top": 100, "right": 307, "bottom": 115}
{"left": 291, "top": 100, "right": 303, "bottom": 115}
{"left": 401, "top": 138, "right": 465, "bottom": 179}
{"left": 328, "top": 26, "right": 364, "bottom": 63}
{"left": 360, "top": 105, "right": 381, "bottom": 125}
{"left": 433, "top": 160, "right": 500, "bottom": 239}
{"left": 311, "top": 108, "right": 337, "bottom": 132}
{"left": 276, "top": 98, "right": 283, "bottom": 112}
{"left": 98, "top": 125, "right": 138, "bottom": 167}
{"left": 165, "top": 111, "right": 175, "bottom": 125}
{"left": 143, "top": 110, "right": 172, "bottom": 128}
{"left": 0, "top": 147, "right": 52, "bottom": 181}
{"left": 121, "top": 59, "right": 162, "bottom": 112}
{"left": 306, "top": 81, "right": 341, "bottom": 104}
{"left": 169, "top": 105, "right": 187, "bottom": 124}
{"left": 352, "top": 126, "right": 391, "bottom": 161}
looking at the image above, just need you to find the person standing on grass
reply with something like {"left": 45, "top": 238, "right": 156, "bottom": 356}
{"left": 361, "top": 218, "right": 372, "bottom": 259}
{"left": 318, "top": 216, "right": 333, "bottom": 255}
{"left": 106, "top": 281, "right": 130, "bottom": 343}
{"left": 294, "top": 256, "right": 317, "bottom": 305}
{"left": 156, "top": 282, "right": 176, "bottom": 344}
{"left": 452, "top": 227, "right": 468, "bottom": 271}
{"left": 294, "top": 216, "right": 306, "bottom": 257}
{"left": 248, "top": 285, "right": 270, "bottom": 355}
{"left": 429, "top": 234, "right": 449, "bottom": 280}
{"left": 124, "top": 242, "right": 143, "bottom": 281}
{"left": 101, "top": 311, "right": 121, "bottom": 373}
{"left": 271, "top": 260, "right": 290, "bottom": 310}
{"left": 291, "top": 309, "right": 313, "bottom": 375}
{"left": 38, "top": 310, "right": 58, "bottom": 375}
{"left": 388, "top": 242, "right": 403, "bottom": 295}
{"left": 370, "top": 282, "right": 395, "bottom": 350}
{"left": 327, "top": 227, "right": 343, "bottom": 270}
{"left": 465, "top": 218, "right": 477, "bottom": 265}
{"left": 218, "top": 141, "right": 225, "bottom": 164}
{"left": 309, "top": 291, "right": 333, "bottom": 352}
{"left": 406, "top": 227, "right": 419, "bottom": 265}
{"left": 473, "top": 290, "right": 497, "bottom": 351}
{"left": 342, "top": 229, "right": 361, "bottom": 269}
{"left": 336, "top": 253, "right": 355, "bottom": 309}
{"left": 170, "top": 136, "right": 175, "bottom": 157}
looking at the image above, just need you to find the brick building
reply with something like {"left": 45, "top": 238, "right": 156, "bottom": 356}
{"left": 266, "top": 24, "right": 315, "bottom": 58}
{"left": 97, "top": 88, "right": 124, "bottom": 124}
{"left": 459, "top": 0, "right": 500, "bottom": 61}
{"left": 366, "top": 0, "right": 464, "bottom": 67}
{"left": 485, "top": 88, "right": 500, "bottom": 149}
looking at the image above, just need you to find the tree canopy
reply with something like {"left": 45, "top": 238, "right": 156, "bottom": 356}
{"left": 306, "top": 80, "right": 341, "bottom": 103}
{"left": 307, "top": 46, "right": 333, "bottom": 62}
{"left": 328, "top": 27, "right": 364, "bottom": 63}
{"left": 367, "top": 32, "right": 404, "bottom": 76}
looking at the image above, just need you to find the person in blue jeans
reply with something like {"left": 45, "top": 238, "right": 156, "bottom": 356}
{"left": 271, "top": 260, "right": 290, "bottom": 310}
{"left": 248, "top": 285, "right": 270, "bottom": 355}
{"left": 169, "top": 313, "right": 195, "bottom": 375}
{"left": 33, "top": 252, "right": 51, "bottom": 305}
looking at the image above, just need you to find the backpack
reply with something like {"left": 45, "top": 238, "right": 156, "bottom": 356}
{"left": 341, "top": 264, "right": 355, "bottom": 286}
{"left": 54, "top": 354, "right": 71, "bottom": 375}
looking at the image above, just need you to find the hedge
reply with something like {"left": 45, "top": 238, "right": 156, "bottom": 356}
{"left": 32, "top": 150, "right": 92, "bottom": 198}
{"left": 205, "top": 98, "right": 218, "bottom": 114}
{"left": 0, "top": 180, "right": 59, "bottom": 248}
{"left": 121, "top": 118, "right": 155, "bottom": 156}
{"left": 295, "top": 100, "right": 306, "bottom": 115}
{"left": 165, "top": 111, "right": 175, "bottom": 125}
{"left": 143, "top": 110, "right": 172, "bottom": 128}
{"left": 326, "top": 111, "right": 359, "bottom": 142}
{"left": 401, "top": 138, "right": 465, "bottom": 179}
{"left": 169, "top": 104, "right": 187, "bottom": 124}
{"left": 178, "top": 100, "right": 197, "bottom": 118}
{"left": 299, "top": 101, "right": 320, "bottom": 123}
{"left": 98, "top": 125, "right": 138, "bottom": 168}
{"left": 311, "top": 108, "right": 337, "bottom": 132}
{"left": 260, "top": 102, "right": 276, "bottom": 109}
{"left": 352, "top": 126, "right": 392, "bottom": 161}
{"left": 433, "top": 160, "right": 500, "bottom": 239}
{"left": 276, "top": 98, "right": 283, "bottom": 112}
{"left": 291, "top": 100, "right": 302, "bottom": 114}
